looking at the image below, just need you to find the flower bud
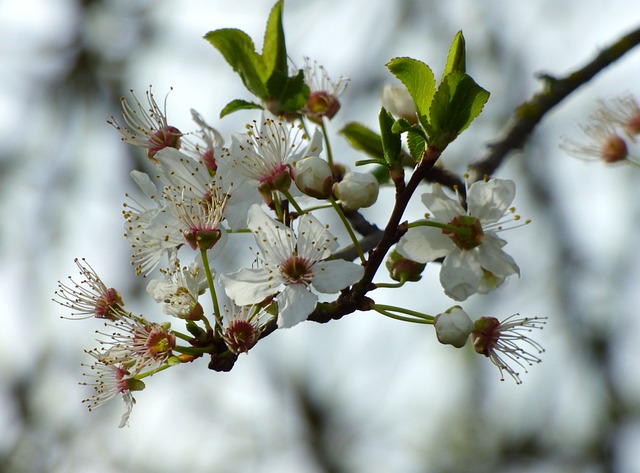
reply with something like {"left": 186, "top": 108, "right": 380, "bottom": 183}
{"left": 381, "top": 84, "right": 417, "bottom": 124}
{"left": 333, "top": 172, "right": 379, "bottom": 211}
{"left": 385, "top": 249, "right": 425, "bottom": 282}
{"left": 434, "top": 306, "right": 473, "bottom": 348}
{"left": 294, "top": 156, "right": 334, "bottom": 199}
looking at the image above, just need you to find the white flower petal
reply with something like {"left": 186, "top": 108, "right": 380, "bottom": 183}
{"left": 440, "top": 250, "right": 483, "bottom": 301}
{"left": 130, "top": 170, "right": 158, "bottom": 199}
{"left": 155, "top": 148, "right": 209, "bottom": 197}
{"left": 223, "top": 181, "right": 261, "bottom": 231}
{"left": 467, "top": 178, "right": 515, "bottom": 224}
{"left": 276, "top": 284, "right": 317, "bottom": 328}
{"left": 296, "top": 213, "right": 339, "bottom": 260}
{"left": 311, "top": 260, "right": 364, "bottom": 293}
{"left": 476, "top": 237, "right": 520, "bottom": 278}
{"left": 396, "top": 226, "right": 454, "bottom": 264}
{"left": 220, "top": 267, "right": 280, "bottom": 305}
{"left": 118, "top": 391, "right": 135, "bottom": 428}
{"left": 421, "top": 186, "right": 465, "bottom": 222}
{"left": 247, "top": 205, "right": 295, "bottom": 264}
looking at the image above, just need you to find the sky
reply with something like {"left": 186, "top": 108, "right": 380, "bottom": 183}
{"left": 2, "top": 0, "right": 640, "bottom": 472}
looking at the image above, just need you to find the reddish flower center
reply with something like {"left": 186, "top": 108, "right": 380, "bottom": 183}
{"left": 145, "top": 327, "right": 176, "bottom": 357}
{"left": 624, "top": 114, "right": 640, "bottom": 136}
{"left": 147, "top": 125, "right": 182, "bottom": 159}
{"left": 224, "top": 320, "right": 258, "bottom": 354}
{"left": 443, "top": 215, "right": 484, "bottom": 250}
{"left": 471, "top": 316, "right": 501, "bottom": 357}
{"left": 601, "top": 135, "right": 628, "bottom": 163}
{"left": 281, "top": 255, "right": 313, "bottom": 284}
{"left": 306, "top": 91, "right": 341, "bottom": 123}
{"left": 94, "top": 288, "right": 123, "bottom": 320}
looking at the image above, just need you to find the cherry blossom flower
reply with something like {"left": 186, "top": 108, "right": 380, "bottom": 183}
{"left": 96, "top": 313, "right": 176, "bottom": 372}
{"left": 301, "top": 57, "right": 349, "bottom": 124}
{"left": 227, "top": 113, "right": 323, "bottom": 193}
{"left": 81, "top": 349, "right": 146, "bottom": 428}
{"left": 54, "top": 258, "right": 125, "bottom": 320}
{"left": 471, "top": 314, "right": 546, "bottom": 384}
{"left": 396, "top": 178, "right": 522, "bottom": 301}
{"left": 146, "top": 257, "right": 208, "bottom": 320}
{"left": 222, "top": 304, "right": 272, "bottom": 354}
{"left": 220, "top": 205, "right": 364, "bottom": 328}
{"left": 108, "top": 87, "right": 183, "bottom": 161}
{"left": 561, "top": 120, "right": 629, "bottom": 164}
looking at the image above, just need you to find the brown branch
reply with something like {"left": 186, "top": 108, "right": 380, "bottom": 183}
{"left": 210, "top": 26, "right": 640, "bottom": 371}
{"left": 469, "top": 24, "right": 640, "bottom": 179}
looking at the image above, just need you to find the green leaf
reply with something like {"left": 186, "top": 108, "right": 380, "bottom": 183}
{"left": 267, "top": 69, "right": 310, "bottom": 115}
{"left": 262, "top": 0, "right": 287, "bottom": 78}
{"left": 442, "top": 31, "right": 466, "bottom": 80}
{"left": 204, "top": 28, "right": 269, "bottom": 99}
{"left": 429, "top": 71, "right": 490, "bottom": 150}
{"left": 386, "top": 57, "right": 436, "bottom": 132}
{"left": 391, "top": 119, "right": 427, "bottom": 139}
{"left": 219, "top": 99, "right": 263, "bottom": 118}
{"left": 340, "top": 122, "right": 385, "bottom": 161}
{"left": 406, "top": 131, "right": 426, "bottom": 160}
{"left": 379, "top": 108, "right": 402, "bottom": 167}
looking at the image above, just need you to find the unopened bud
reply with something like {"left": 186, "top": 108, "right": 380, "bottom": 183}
{"left": 381, "top": 85, "right": 417, "bottom": 124}
{"left": 333, "top": 172, "right": 379, "bottom": 211}
{"left": 294, "top": 156, "right": 334, "bottom": 199}
{"left": 385, "top": 249, "right": 425, "bottom": 282}
{"left": 434, "top": 306, "right": 473, "bottom": 348}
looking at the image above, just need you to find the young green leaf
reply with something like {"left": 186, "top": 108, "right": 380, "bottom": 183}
{"left": 429, "top": 71, "right": 489, "bottom": 150}
{"left": 442, "top": 31, "right": 466, "bottom": 80}
{"left": 219, "top": 99, "right": 263, "bottom": 118}
{"left": 379, "top": 108, "right": 402, "bottom": 167}
{"left": 262, "top": 0, "right": 287, "bottom": 79}
{"left": 266, "top": 69, "right": 309, "bottom": 115}
{"left": 204, "top": 28, "right": 268, "bottom": 99}
{"left": 406, "top": 131, "right": 426, "bottom": 161}
{"left": 340, "top": 122, "right": 385, "bottom": 162}
{"left": 386, "top": 57, "right": 436, "bottom": 132}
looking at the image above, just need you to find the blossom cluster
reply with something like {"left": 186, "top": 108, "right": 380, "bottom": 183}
{"left": 54, "top": 15, "right": 548, "bottom": 426}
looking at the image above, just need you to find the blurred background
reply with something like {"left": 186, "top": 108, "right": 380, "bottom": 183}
{"left": 2, "top": 0, "right": 640, "bottom": 472}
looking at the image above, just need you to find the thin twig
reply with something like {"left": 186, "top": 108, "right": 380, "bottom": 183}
{"left": 469, "top": 24, "right": 640, "bottom": 180}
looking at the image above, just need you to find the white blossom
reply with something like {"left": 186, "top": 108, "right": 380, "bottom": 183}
{"left": 397, "top": 178, "right": 522, "bottom": 301}
{"left": 227, "top": 113, "right": 323, "bottom": 187}
{"left": 220, "top": 205, "right": 364, "bottom": 328}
